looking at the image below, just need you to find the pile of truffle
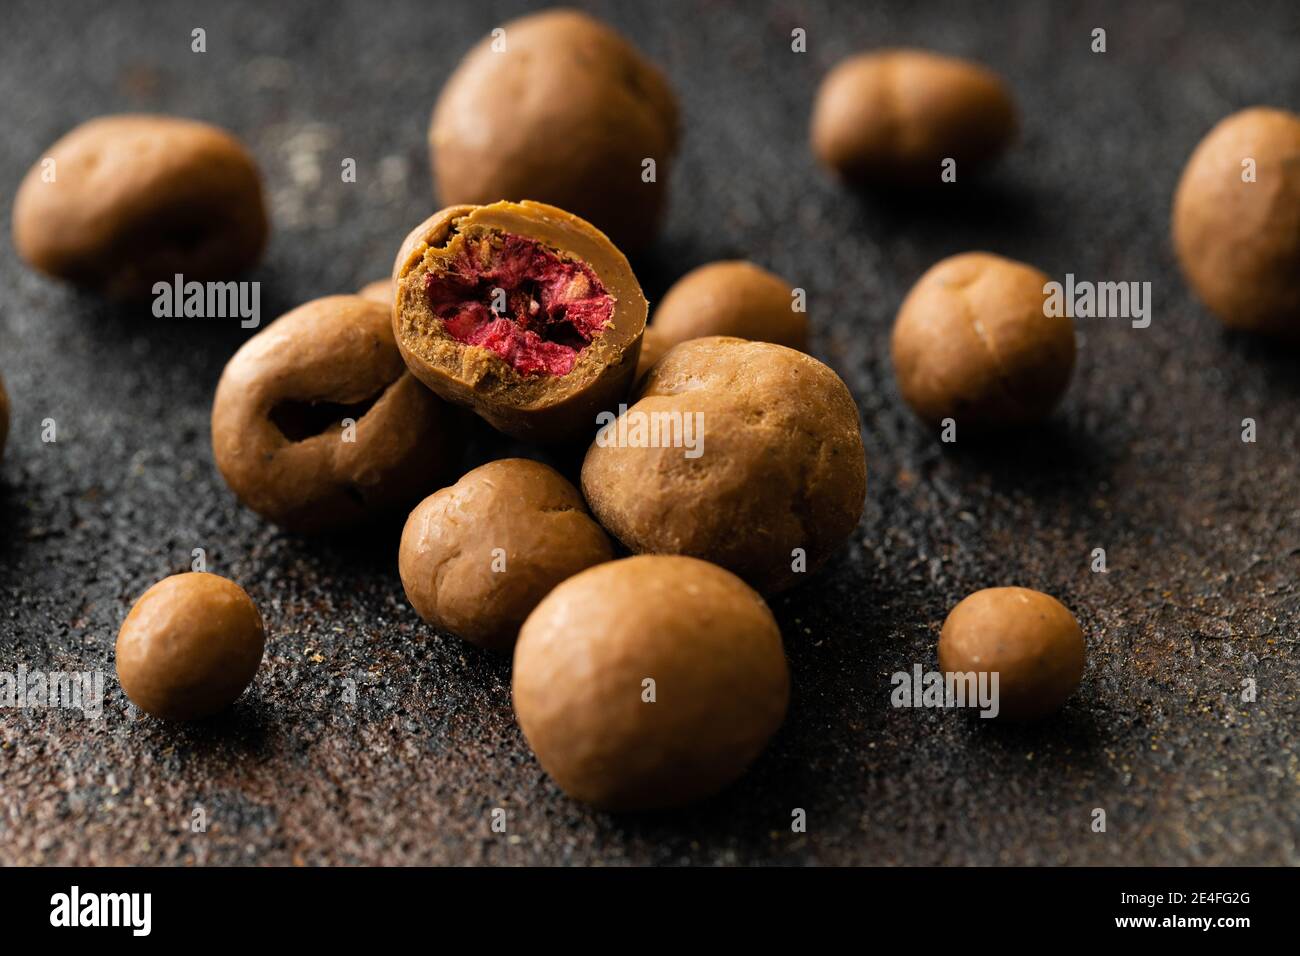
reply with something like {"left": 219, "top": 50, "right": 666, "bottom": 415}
{"left": 8, "top": 9, "right": 1300, "bottom": 812}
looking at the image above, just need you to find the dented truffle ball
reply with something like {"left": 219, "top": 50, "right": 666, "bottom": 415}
{"left": 399, "top": 459, "right": 614, "bottom": 652}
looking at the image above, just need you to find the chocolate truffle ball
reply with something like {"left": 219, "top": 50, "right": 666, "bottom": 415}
{"left": 13, "top": 114, "right": 267, "bottom": 299}
{"left": 0, "top": 371, "right": 9, "bottom": 465}
{"left": 392, "top": 200, "right": 647, "bottom": 443}
{"left": 399, "top": 458, "right": 614, "bottom": 652}
{"left": 582, "top": 337, "right": 866, "bottom": 594}
{"left": 430, "top": 9, "right": 678, "bottom": 252}
{"left": 938, "top": 587, "right": 1085, "bottom": 720}
{"left": 513, "top": 555, "right": 789, "bottom": 811}
{"left": 811, "top": 49, "right": 1017, "bottom": 185}
{"left": 116, "top": 573, "right": 266, "bottom": 720}
{"left": 358, "top": 278, "right": 393, "bottom": 307}
{"left": 1173, "top": 106, "right": 1300, "bottom": 337}
{"left": 892, "top": 252, "right": 1075, "bottom": 430}
{"left": 212, "top": 295, "right": 459, "bottom": 533}
{"left": 652, "top": 260, "right": 808, "bottom": 352}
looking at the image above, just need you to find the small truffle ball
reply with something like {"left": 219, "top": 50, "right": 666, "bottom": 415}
{"left": 811, "top": 49, "right": 1017, "bottom": 185}
{"left": 1173, "top": 106, "right": 1300, "bottom": 337}
{"left": 513, "top": 555, "right": 789, "bottom": 810}
{"left": 358, "top": 278, "right": 392, "bottom": 306}
{"left": 0, "top": 371, "right": 9, "bottom": 464}
{"left": 892, "top": 252, "right": 1075, "bottom": 430}
{"left": 582, "top": 337, "right": 866, "bottom": 594}
{"left": 429, "top": 9, "right": 678, "bottom": 252}
{"left": 13, "top": 115, "right": 267, "bottom": 299}
{"left": 652, "top": 260, "right": 808, "bottom": 352}
{"left": 399, "top": 458, "right": 614, "bottom": 652}
{"left": 938, "top": 587, "right": 1084, "bottom": 720}
{"left": 116, "top": 573, "right": 266, "bottom": 720}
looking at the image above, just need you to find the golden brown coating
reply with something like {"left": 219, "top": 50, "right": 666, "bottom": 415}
{"left": 938, "top": 587, "right": 1085, "bottom": 720}
{"left": 212, "top": 295, "right": 458, "bottom": 533}
{"left": 430, "top": 8, "right": 678, "bottom": 252}
{"left": 652, "top": 260, "right": 809, "bottom": 351}
{"left": 13, "top": 115, "right": 267, "bottom": 299}
{"left": 581, "top": 337, "right": 866, "bottom": 594}
{"left": 811, "top": 49, "right": 1017, "bottom": 185}
{"left": 892, "top": 252, "right": 1074, "bottom": 430}
{"left": 392, "top": 201, "right": 647, "bottom": 443}
{"left": 0, "top": 371, "right": 8, "bottom": 465}
{"left": 399, "top": 458, "right": 614, "bottom": 652}
{"left": 1173, "top": 106, "right": 1300, "bottom": 337}
{"left": 357, "top": 278, "right": 393, "bottom": 307}
{"left": 116, "top": 573, "right": 265, "bottom": 720}
{"left": 513, "top": 555, "right": 789, "bottom": 810}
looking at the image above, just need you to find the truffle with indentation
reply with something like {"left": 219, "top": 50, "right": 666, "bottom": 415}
{"left": 399, "top": 458, "right": 614, "bottom": 652}
{"left": 212, "top": 295, "right": 459, "bottom": 533}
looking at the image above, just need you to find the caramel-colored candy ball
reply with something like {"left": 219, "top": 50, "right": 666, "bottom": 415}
{"left": 652, "top": 260, "right": 808, "bottom": 352}
{"left": 513, "top": 556, "right": 790, "bottom": 811}
{"left": 938, "top": 587, "right": 1085, "bottom": 720}
{"left": 399, "top": 458, "right": 614, "bottom": 653}
{"left": 892, "top": 252, "right": 1075, "bottom": 430}
{"left": 811, "top": 49, "right": 1017, "bottom": 185}
{"left": 1173, "top": 106, "right": 1300, "bottom": 337}
{"left": 116, "top": 573, "right": 266, "bottom": 720}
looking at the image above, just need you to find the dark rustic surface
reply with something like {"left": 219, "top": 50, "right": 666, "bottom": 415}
{"left": 2, "top": 0, "right": 1298, "bottom": 866}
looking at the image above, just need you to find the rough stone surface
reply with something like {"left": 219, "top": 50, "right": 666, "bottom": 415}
{"left": 1, "top": 0, "right": 1298, "bottom": 866}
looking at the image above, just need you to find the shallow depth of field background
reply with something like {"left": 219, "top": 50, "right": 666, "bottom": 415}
{"left": 1, "top": 0, "right": 1298, "bottom": 864}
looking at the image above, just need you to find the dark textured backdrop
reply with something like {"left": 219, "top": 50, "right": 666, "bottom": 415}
{"left": 2, "top": 0, "right": 1298, "bottom": 866}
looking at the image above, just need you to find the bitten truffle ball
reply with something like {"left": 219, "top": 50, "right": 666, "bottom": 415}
{"left": 582, "top": 337, "right": 866, "bottom": 594}
{"left": 938, "top": 587, "right": 1085, "bottom": 720}
{"left": 430, "top": 9, "right": 678, "bottom": 252}
{"left": 652, "top": 260, "right": 808, "bottom": 352}
{"left": 892, "top": 252, "right": 1075, "bottom": 430}
{"left": 513, "top": 555, "right": 790, "bottom": 810}
{"left": 392, "top": 201, "right": 647, "bottom": 443}
{"left": 399, "top": 458, "right": 614, "bottom": 652}
{"left": 1173, "top": 106, "right": 1300, "bottom": 337}
{"left": 116, "top": 573, "right": 266, "bottom": 720}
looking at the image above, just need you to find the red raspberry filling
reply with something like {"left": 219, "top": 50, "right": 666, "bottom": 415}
{"left": 425, "top": 234, "right": 616, "bottom": 376}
